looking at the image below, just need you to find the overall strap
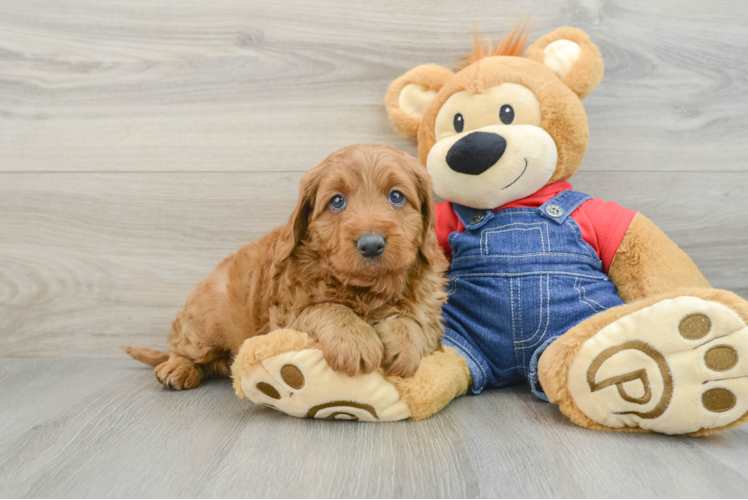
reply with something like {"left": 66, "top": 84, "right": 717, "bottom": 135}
{"left": 538, "top": 190, "right": 592, "bottom": 225}
{"left": 451, "top": 203, "right": 495, "bottom": 230}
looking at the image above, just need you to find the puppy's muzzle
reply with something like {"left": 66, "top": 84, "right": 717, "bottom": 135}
{"left": 446, "top": 131, "right": 507, "bottom": 176}
{"left": 356, "top": 233, "right": 386, "bottom": 259}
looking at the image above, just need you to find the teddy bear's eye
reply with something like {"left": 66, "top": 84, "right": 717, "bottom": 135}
{"left": 453, "top": 113, "right": 465, "bottom": 133}
{"left": 499, "top": 104, "right": 515, "bottom": 125}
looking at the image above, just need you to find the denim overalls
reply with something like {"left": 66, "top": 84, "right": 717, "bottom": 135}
{"left": 440, "top": 190, "right": 625, "bottom": 400}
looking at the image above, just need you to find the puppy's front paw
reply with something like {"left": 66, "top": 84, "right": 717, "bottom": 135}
{"left": 319, "top": 324, "right": 384, "bottom": 377}
{"left": 383, "top": 342, "right": 421, "bottom": 378}
{"left": 376, "top": 318, "right": 424, "bottom": 378}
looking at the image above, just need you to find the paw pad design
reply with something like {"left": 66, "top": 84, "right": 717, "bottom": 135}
{"left": 237, "top": 346, "right": 411, "bottom": 421}
{"left": 704, "top": 345, "right": 738, "bottom": 372}
{"left": 587, "top": 313, "right": 743, "bottom": 417}
{"left": 702, "top": 388, "right": 737, "bottom": 413}
{"left": 569, "top": 296, "right": 748, "bottom": 434}
{"left": 256, "top": 364, "right": 306, "bottom": 398}
{"left": 678, "top": 313, "right": 711, "bottom": 339}
{"left": 280, "top": 364, "right": 305, "bottom": 389}
{"left": 256, "top": 382, "right": 281, "bottom": 399}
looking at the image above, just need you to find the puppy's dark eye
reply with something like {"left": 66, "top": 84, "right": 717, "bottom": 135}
{"left": 499, "top": 104, "right": 514, "bottom": 125}
{"left": 329, "top": 194, "right": 346, "bottom": 212}
{"left": 453, "top": 113, "right": 464, "bottom": 133}
{"left": 388, "top": 190, "right": 405, "bottom": 207}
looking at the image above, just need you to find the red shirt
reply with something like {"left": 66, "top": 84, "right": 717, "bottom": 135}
{"left": 434, "top": 182, "right": 636, "bottom": 273}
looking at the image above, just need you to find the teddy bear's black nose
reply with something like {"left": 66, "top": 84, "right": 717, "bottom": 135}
{"left": 446, "top": 131, "right": 507, "bottom": 175}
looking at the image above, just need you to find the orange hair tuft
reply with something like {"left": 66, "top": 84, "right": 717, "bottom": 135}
{"left": 458, "top": 20, "right": 530, "bottom": 69}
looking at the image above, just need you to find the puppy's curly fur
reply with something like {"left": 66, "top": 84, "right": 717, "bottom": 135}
{"left": 124, "top": 144, "right": 449, "bottom": 389}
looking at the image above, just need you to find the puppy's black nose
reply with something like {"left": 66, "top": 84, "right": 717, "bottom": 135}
{"left": 356, "top": 233, "right": 386, "bottom": 258}
{"left": 446, "top": 131, "right": 507, "bottom": 176}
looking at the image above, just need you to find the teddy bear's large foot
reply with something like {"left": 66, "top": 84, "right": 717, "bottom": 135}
{"left": 541, "top": 289, "right": 748, "bottom": 436}
{"left": 231, "top": 329, "right": 471, "bottom": 421}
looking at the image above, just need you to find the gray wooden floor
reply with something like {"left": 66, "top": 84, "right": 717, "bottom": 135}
{"left": 1, "top": 0, "right": 748, "bottom": 497}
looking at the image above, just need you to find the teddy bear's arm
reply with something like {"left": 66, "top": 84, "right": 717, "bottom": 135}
{"left": 608, "top": 213, "right": 711, "bottom": 302}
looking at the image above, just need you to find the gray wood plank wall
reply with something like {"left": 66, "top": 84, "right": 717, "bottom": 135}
{"left": 1, "top": 0, "right": 746, "bottom": 358}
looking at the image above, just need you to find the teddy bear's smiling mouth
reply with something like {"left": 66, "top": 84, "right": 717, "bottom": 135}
{"left": 501, "top": 158, "right": 528, "bottom": 190}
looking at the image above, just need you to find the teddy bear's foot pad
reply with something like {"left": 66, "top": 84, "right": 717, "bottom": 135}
{"left": 238, "top": 344, "right": 411, "bottom": 421}
{"left": 568, "top": 296, "right": 748, "bottom": 434}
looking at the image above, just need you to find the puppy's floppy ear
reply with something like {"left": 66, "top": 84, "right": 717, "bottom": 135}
{"left": 385, "top": 64, "right": 455, "bottom": 140}
{"left": 525, "top": 27, "right": 604, "bottom": 99}
{"left": 402, "top": 154, "right": 442, "bottom": 266}
{"left": 274, "top": 168, "right": 321, "bottom": 265}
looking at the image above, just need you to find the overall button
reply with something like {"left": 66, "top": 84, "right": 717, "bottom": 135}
{"left": 545, "top": 204, "right": 564, "bottom": 218}
{"left": 470, "top": 212, "right": 485, "bottom": 225}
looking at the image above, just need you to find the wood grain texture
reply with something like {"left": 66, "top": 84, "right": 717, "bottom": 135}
{"left": 2, "top": 359, "right": 748, "bottom": 498}
{"left": 1, "top": 0, "right": 747, "bottom": 172}
{"left": 2, "top": 0, "right": 748, "bottom": 497}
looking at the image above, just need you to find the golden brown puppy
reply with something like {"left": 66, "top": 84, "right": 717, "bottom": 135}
{"left": 124, "top": 144, "right": 448, "bottom": 390}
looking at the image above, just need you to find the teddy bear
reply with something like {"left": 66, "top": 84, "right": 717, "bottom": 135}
{"left": 231, "top": 26, "right": 748, "bottom": 435}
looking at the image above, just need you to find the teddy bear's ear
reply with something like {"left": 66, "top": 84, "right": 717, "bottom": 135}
{"left": 385, "top": 64, "right": 455, "bottom": 140}
{"left": 525, "top": 27, "right": 604, "bottom": 100}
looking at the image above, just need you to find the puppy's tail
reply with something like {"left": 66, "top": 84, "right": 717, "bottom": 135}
{"left": 121, "top": 346, "right": 169, "bottom": 367}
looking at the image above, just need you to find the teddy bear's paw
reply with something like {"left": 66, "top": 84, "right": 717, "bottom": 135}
{"left": 567, "top": 296, "right": 748, "bottom": 435}
{"left": 234, "top": 332, "right": 411, "bottom": 421}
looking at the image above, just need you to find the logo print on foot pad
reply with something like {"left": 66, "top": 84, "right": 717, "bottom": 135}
{"left": 306, "top": 401, "right": 378, "bottom": 420}
{"left": 587, "top": 341, "right": 673, "bottom": 419}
